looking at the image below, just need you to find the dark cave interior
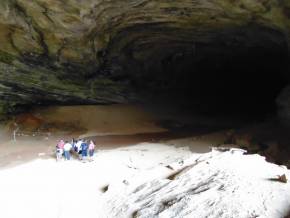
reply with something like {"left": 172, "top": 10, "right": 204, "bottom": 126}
{"left": 112, "top": 25, "right": 290, "bottom": 122}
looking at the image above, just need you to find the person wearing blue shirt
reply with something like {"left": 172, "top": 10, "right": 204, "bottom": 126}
{"left": 81, "top": 140, "right": 88, "bottom": 160}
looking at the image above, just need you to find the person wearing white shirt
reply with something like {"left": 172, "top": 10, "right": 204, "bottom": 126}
{"left": 75, "top": 139, "right": 83, "bottom": 159}
{"left": 63, "top": 141, "right": 72, "bottom": 160}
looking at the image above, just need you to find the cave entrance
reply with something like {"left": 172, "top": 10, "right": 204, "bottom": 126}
{"left": 121, "top": 25, "right": 289, "bottom": 123}
{"left": 158, "top": 42, "right": 288, "bottom": 120}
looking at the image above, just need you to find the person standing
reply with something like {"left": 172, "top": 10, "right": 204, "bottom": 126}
{"left": 75, "top": 139, "right": 83, "bottom": 159}
{"left": 56, "top": 145, "right": 63, "bottom": 161}
{"left": 88, "top": 140, "right": 95, "bottom": 159}
{"left": 57, "top": 140, "right": 65, "bottom": 150}
{"left": 71, "top": 138, "right": 77, "bottom": 151}
{"left": 81, "top": 140, "right": 88, "bottom": 160}
{"left": 63, "top": 141, "right": 72, "bottom": 160}
{"left": 56, "top": 139, "right": 65, "bottom": 161}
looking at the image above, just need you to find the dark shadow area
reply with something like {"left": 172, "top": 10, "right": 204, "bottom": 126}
{"left": 159, "top": 43, "right": 288, "bottom": 120}
{"left": 111, "top": 25, "right": 289, "bottom": 123}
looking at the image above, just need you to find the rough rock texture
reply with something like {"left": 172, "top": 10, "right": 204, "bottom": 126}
{"left": 101, "top": 149, "right": 290, "bottom": 218}
{"left": 0, "top": 0, "right": 290, "bottom": 115}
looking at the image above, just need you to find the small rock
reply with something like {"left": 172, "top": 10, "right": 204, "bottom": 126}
{"left": 123, "top": 180, "right": 129, "bottom": 185}
{"left": 278, "top": 174, "right": 287, "bottom": 183}
{"left": 178, "top": 160, "right": 184, "bottom": 165}
{"left": 101, "top": 185, "right": 109, "bottom": 193}
{"left": 165, "top": 165, "right": 174, "bottom": 170}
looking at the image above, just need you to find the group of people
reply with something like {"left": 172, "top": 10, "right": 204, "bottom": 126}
{"left": 56, "top": 139, "right": 96, "bottom": 161}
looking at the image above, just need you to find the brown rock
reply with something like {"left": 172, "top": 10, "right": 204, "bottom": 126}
{"left": 278, "top": 174, "right": 288, "bottom": 183}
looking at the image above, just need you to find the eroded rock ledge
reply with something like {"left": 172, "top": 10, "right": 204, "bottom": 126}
{"left": 0, "top": 0, "right": 290, "bottom": 115}
{"left": 101, "top": 149, "right": 290, "bottom": 218}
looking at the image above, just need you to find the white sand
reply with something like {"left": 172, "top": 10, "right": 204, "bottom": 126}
{"left": 0, "top": 143, "right": 192, "bottom": 218}
{"left": 0, "top": 145, "right": 289, "bottom": 218}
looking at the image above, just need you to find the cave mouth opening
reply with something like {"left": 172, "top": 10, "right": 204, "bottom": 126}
{"left": 116, "top": 25, "right": 289, "bottom": 123}
{"left": 146, "top": 44, "right": 288, "bottom": 121}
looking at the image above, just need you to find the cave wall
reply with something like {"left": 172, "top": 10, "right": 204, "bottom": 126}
{"left": 0, "top": 0, "right": 290, "bottom": 117}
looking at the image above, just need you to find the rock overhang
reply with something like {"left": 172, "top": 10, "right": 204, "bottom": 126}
{"left": 0, "top": 0, "right": 290, "bottom": 117}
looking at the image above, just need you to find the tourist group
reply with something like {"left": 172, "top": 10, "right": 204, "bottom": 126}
{"left": 55, "top": 139, "right": 95, "bottom": 161}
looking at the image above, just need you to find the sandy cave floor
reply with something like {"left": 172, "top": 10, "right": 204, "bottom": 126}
{"left": 0, "top": 105, "right": 289, "bottom": 218}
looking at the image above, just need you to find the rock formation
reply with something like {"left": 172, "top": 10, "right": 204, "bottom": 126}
{"left": 0, "top": 0, "right": 290, "bottom": 117}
